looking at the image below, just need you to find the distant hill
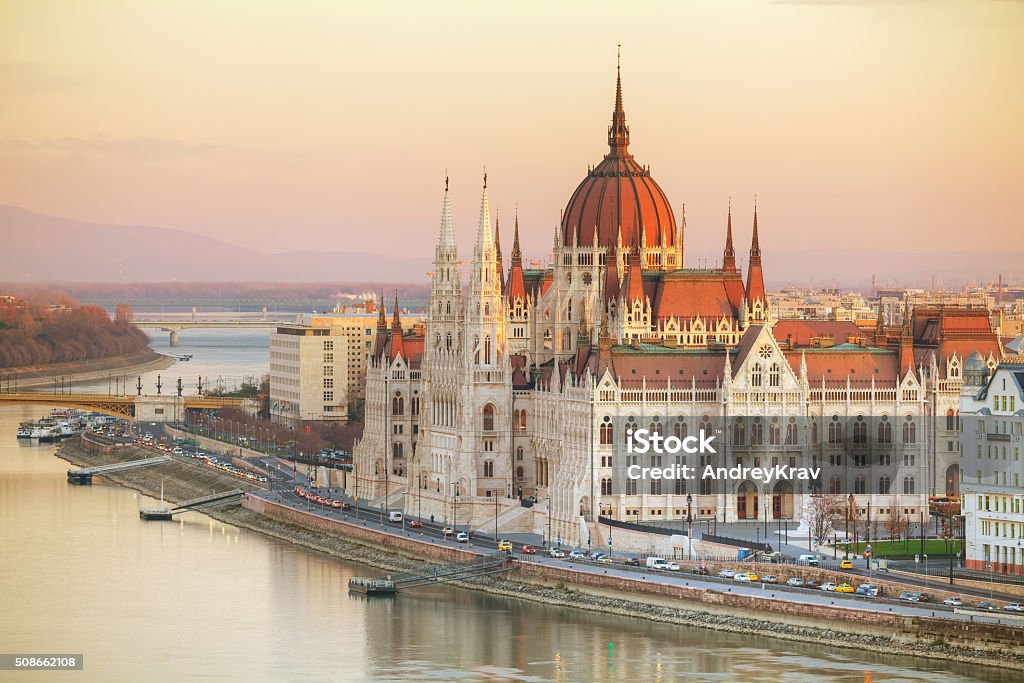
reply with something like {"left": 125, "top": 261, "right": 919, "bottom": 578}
{"left": 0, "top": 205, "right": 1018, "bottom": 288}
{"left": 0, "top": 206, "right": 432, "bottom": 283}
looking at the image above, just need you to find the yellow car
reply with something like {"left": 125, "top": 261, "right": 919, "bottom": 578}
{"left": 839, "top": 559, "right": 854, "bottom": 570}
{"left": 497, "top": 540, "right": 513, "bottom": 552}
{"left": 835, "top": 582, "right": 855, "bottom": 593}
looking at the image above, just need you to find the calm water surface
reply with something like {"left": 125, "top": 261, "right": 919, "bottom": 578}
{"left": 0, "top": 332, "right": 1016, "bottom": 682}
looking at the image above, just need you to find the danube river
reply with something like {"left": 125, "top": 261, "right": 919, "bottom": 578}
{"left": 0, "top": 332, "right": 1014, "bottom": 682}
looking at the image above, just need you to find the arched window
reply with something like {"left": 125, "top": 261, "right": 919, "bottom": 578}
{"left": 600, "top": 416, "right": 614, "bottom": 445}
{"left": 733, "top": 420, "right": 745, "bottom": 445}
{"left": 769, "top": 363, "right": 781, "bottom": 388}
{"left": 878, "top": 416, "right": 892, "bottom": 444}
{"left": 483, "top": 404, "right": 495, "bottom": 431}
{"left": 392, "top": 392, "right": 404, "bottom": 416}
{"left": 903, "top": 476, "right": 916, "bottom": 494}
{"left": 902, "top": 415, "right": 916, "bottom": 444}
{"left": 751, "top": 363, "right": 763, "bottom": 388}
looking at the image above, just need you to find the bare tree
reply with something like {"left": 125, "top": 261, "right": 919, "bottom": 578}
{"left": 808, "top": 494, "right": 843, "bottom": 548}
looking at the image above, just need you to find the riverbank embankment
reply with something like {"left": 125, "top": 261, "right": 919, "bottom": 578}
{"left": 54, "top": 438, "right": 1024, "bottom": 672}
{"left": 2, "top": 349, "right": 174, "bottom": 389}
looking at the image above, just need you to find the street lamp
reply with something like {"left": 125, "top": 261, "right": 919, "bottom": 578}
{"left": 686, "top": 494, "right": 693, "bottom": 561}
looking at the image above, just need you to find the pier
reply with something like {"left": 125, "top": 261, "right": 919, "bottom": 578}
{"left": 67, "top": 455, "right": 172, "bottom": 485}
{"left": 139, "top": 489, "right": 244, "bottom": 520}
{"left": 349, "top": 552, "right": 517, "bottom": 595}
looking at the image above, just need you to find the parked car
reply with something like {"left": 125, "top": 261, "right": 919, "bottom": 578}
{"left": 718, "top": 569, "right": 736, "bottom": 579}
{"left": 856, "top": 584, "right": 880, "bottom": 597}
{"left": 786, "top": 577, "right": 805, "bottom": 588}
{"left": 1003, "top": 603, "right": 1024, "bottom": 612}
{"left": 691, "top": 566, "right": 709, "bottom": 575}
{"left": 498, "top": 540, "right": 513, "bottom": 552}
{"left": 942, "top": 597, "right": 963, "bottom": 607}
{"left": 548, "top": 547, "right": 566, "bottom": 558}
{"left": 408, "top": 520, "right": 423, "bottom": 528}
{"left": 839, "top": 559, "right": 854, "bottom": 570}
{"left": 835, "top": 583, "right": 855, "bottom": 593}
{"left": 522, "top": 545, "right": 537, "bottom": 555}
{"left": 820, "top": 582, "right": 837, "bottom": 592}
{"left": 456, "top": 532, "right": 470, "bottom": 543}
{"left": 762, "top": 575, "right": 778, "bottom": 584}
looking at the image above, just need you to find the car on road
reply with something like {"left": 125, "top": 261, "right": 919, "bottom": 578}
{"left": 856, "top": 584, "right": 880, "bottom": 597}
{"left": 835, "top": 583, "right": 855, "bottom": 593}
{"left": 976, "top": 602, "right": 997, "bottom": 611}
{"left": 691, "top": 566, "right": 709, "bottom": 575}
{"left": 734, "top": 572, "right": 758, "bottom": 583}
{"left": 1003, "top": 603, "right": 1024, "bottom": 612}
{"left": 762, "top": 575, "right": 778, "bottom": 584}
{"left": 548, "top": 547, "right": 566, "bottom": 558}
{"left": 943, "top": 597, "right": 963, "bottom": 607}
{"left": 718, "top": 569, "right": 736, "bottom": 579}
{"left": 409, "top": 520, "right": 424, "bottom": 528}
{"left": 522, "top": 545, "right": 537, "bottom": 555}
{"left": 568, "top": 550, "right": 586, "bottom": 560}
{"left": 456, "top": 532, "right": 470, "bottom": 543}
{"left": 498, "top": 540, "right": 513, "bottom": 552}
{"left": 839, "top": 559, "right": 854, "bottom": 570}
{"left": 820, "top": 582, "right": 837, "bottom": 592}
{"left": 786, "top": 577, "right": 805, "bottom": 588}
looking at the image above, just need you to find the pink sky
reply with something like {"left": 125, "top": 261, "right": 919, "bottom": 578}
{"left": 1, "top": 0, "right": 1022, "bottom": 265}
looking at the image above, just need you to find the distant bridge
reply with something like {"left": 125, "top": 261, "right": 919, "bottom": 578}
{"left": 0, "top": 391, "right": 246, "bottom": 420}
{"left": 133, "top": 318, "right": 291, "bottom": 346}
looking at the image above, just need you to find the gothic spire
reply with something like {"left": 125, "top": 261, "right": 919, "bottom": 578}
{"left": 723, "top": 198, "right": 736, "bottom": 273}
{"left": 608, "top": 43, "right": 630, "bottom": 155}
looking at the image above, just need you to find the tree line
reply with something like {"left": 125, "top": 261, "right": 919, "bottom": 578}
{"left": 0, "top": 295, "right": 149, "bottom": 368}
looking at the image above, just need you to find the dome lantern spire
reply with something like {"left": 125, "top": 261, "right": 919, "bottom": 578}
{"left": 608, "top": 43, "right": 630, "bottom": 155}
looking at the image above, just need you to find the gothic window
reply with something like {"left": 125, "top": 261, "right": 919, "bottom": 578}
{"left": 878, "top": 415, "right": 892, "bottom": 444}
{"left": 392, "top": 392, "right": 404, "bottom": 416}
{"left": 769, "top": 363, "right": 781, "bottom": 388}
{"left": 785, "top": 417, "right": 798, "bottom": 445}
{"left": 600, "top": 416, "right": 614, "bottom": 445}
{"left": 769, "top": 417, "right": 781, "bottom": 446}
{"left": 751, "top": 363, "right": 763, "bottom": 388}
{"left": 828, "top": 415, "right": 843, "bottom": 444}
{"left": 483, "top": 404, "right": 495, "bottom": 431}
{"left": 902, "top": 415, "right": 916, "bottom": 444}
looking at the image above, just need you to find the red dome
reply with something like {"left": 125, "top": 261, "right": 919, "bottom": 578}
{"left": 561, "top": 65, "right": 677, "bottom": 250}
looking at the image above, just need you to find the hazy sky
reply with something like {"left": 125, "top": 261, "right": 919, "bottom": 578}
{"left": 1, "top": 0, "right": 1022, "bottom": 265}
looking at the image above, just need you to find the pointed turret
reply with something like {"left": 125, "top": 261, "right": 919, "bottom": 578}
{"left": 390, "top": 292, "right": 406, "bottom": 360}
{"left": 508, "top": 209, "right": 526, "bottom": 303}
{"left": 608, "top": 44, "right": 630, "bottom": 156}
{"left": 723, "top": 199, "right": 737, "bottom": 273}
{"left": 745, "top": 200, "right": 766, "bottom": 307}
